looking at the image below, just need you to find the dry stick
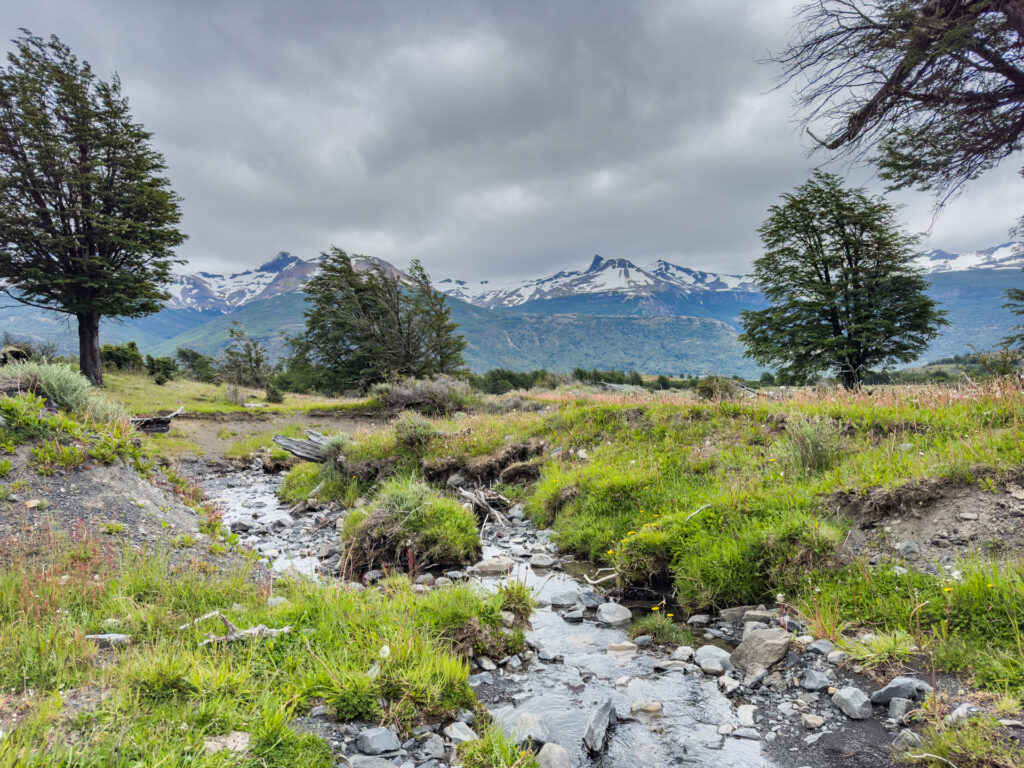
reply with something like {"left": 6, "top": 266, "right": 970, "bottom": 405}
{"left": 183, "top": 611, "right": 293, "bottom": 647}
{"left": 683, "top": 504, "right": 711, "bottom": 524}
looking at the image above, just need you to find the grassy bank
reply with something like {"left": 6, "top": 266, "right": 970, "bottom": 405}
{"left": 282, "top": 382, "right": 1024, "bottom": 695}
{"left": 0, "top": 525, "right": 529, "bottom": 766}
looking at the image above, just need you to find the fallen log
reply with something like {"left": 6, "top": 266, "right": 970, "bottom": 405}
{"left": 130, "top": 406, "right": 184, "bottom": 434}
{"left": 183, "top": 611, "right": 292, "bottom": 647}
{"left": 272, "top": 430, "right": 330, "bottom": 463}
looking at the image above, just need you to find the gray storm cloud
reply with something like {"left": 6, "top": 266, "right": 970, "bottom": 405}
{"left": 1, "top": 0, "right": 1019, "bottom": 279}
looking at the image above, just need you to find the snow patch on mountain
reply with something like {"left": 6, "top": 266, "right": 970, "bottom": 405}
{"left": 915, "top": 242, "right": 1024, "bottom": 273}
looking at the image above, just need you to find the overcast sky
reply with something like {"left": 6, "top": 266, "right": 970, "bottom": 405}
{"left": 2, "top": 0, "right": 1021, "bottom": 280}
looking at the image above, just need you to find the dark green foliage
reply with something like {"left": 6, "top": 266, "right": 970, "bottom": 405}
{"left": 1003, "top": 286, "right": 1024, "bottom": 350}
{"left": 174, "top": 347, "right": 218, "bottom": 383}
{"left": 739, "top": 173, "right": 947, "bottom": 388}
{"left": 218, "top": 323, "right": 270, "bottom": 387}
{"left": 144, "top": 354, "right": 176, "bottom": 382}
{"left": 101, "top": 341, "right": 145, "bottom": 371}
{"left": 0, "top": 33, "right": 185, "bottom": 385}
{"left": 289, "top": 248, "right": 466, "bottom": 392}
{"left": 467, "top": 368, "right": 564, "bottom": 394}
{"left": 759, "top": 371, "right": 775, "bottom": 386}
{"left": 776, "top": 2, "right": 1024, "bottom": 203}
{"left": 264, "top": 379, "right": 284, "bottom": 403}
{"left": 2, "top": 332, "right": 56, "bottom": 361}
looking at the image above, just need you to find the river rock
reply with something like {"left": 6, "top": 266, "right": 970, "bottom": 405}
{"left": 349, "top": 758, "right": 397, "bottom": 768}
{"left": 422, "top": 734, "right": 445, "bottom": 759}
{"left": 356, "top": 727, "right": 400, "bottom": 755}
{"left": 530, "top": 553, "right": 558, "bottom": 568}
{"left": 870, "top": 676, "right": 933, "bottom": 705}
{"left": 944, "top": 702, "right": 981, "bottom": 726}
{"left": 671, "top": 645, "right": 694, "bottom": 661}
{"left": 694, "top": 644, "right": 733, "bottom": 675}
{"left": 537, "top": 743, "right": 572, "bottom": 768}
{"left": 204, "top": 731, "right": 250, "bottom": 754}
{"left": 807, "top": 639, "right": 835, "bottom": 656}
{"left": 578, "top": 590, "right": 606, "bottom": 608}
{"left": 718, "top": 605, "right": 756, "bottom": 622}
{"left": 630, "top": 701, "right": 664, "bottom": 716}
{"left": 443, "top": 721, "right": 478, "bottom": 743}
{"left": 802, "top": 714, "right": 824, "bottom": 730}
{"left": 730, "top": 627, "right": 791, "bottom": 672}
{"left": 510, "top": 711, "right": 551, "bottom": 746}
{"left": 467, "top": 558, "right": 513, "bottom": 576}
{"left": 549, "top": 591, "right": 580, "bottom": 608}
{"left": 562, "top": 609, "right": 584, "bottom": 623}
{"left": 893, "top": 729, "right": 925, "bottom": 750}
{"left": 833, "top": 686, "right": 872, "bottom": 719}
{"left": 742, "top": 662, "right": 768, "bottom": 687}
{"left": 582, "top": 698, "right": 616, "bottom": 754}
{"left": 801, "top": 669, "right": 830, "bottom": 691}
{"left": 889, "top": 697, "right": 914, "bottom": 721}
{"left": 736, "top": 704, "right": 757, "bottom": 727}
{"left": 595, "top": 602, "right": 632, "bottom": 625}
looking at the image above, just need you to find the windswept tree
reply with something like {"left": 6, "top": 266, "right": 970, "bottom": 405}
{"left": 739, "top": 173, "right": 947, "bottom": 388}
{"left": 289, "top": 248, "right": 465, "bottom": 392}
{"left": 775, "top": 1, "right": 1024, "bottom": 208}
{"left": 0, "top": 32, "right": 184, "bottom": 385}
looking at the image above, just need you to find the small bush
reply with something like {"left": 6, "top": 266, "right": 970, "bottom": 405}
{"left": 101, "top": 341, "right": 145, "bottom": 371}
{"left": 321, "top": 432, "right": 351, "bottom": 463}
{"left": 3, "top": 362, "right": 92, "bottom": 413}
{"left": 695, "top": 376, "right": 735, "bottom": 400}
{"left": 83, "top": 394, "right": 129, "bottom": 424}
{"left": 373, "top": 375, "right": 473, "bottom": 415}
{"left": 265, "top": 381, "right": 285, "bottom": 403}
{"left": 837, "top": 629, "right": 916, "bottom": 669}
{"left": 394, "top": 412, "right": 438, "bottom": 450}
{"left": 224, "top": 384, "right": 245, "bottom": 406}
{"left": 777, "top": 415, "right": 843, "bottom": 471}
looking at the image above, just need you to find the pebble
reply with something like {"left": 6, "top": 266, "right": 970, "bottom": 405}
{"left": 832, "top": 686, "right": 872, "bottom": 719}
{"left": 736, "top": 704, "right": 757, "bottom": 727}
{"left": 442, "top": 722, "right": 477, "bottom": 743}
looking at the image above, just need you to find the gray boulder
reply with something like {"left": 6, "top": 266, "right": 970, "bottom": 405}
{"left": 530, "top": 553, "right": 558, "bottom": 568}
{"left": 730, "top": 627, "right": 791, "bottom": 672}
{"left": 893, "top": 729, "right": 925, "bottom": 751}
{"left": 467, "top": 558, "right": 513, "bottom": 576}
{"left": 583, "top": 698, "right": 616, "bottom": 754}
{"left": 694, "top": 644, "right": 734, "bottom": 675}
{"left": 84, "top": 633, "right": 131, "bottom": 649}
{"left": 889, "top": 697, "right": 914, "bottom": 722}
{"left": 800, "top": 669, "right": 830, "bottom": 691}
{"left": 443, "top": 721, "right": 478, "bottom": 743}
{"left": 807, "top": 639, "right": 835, "bottom": 656}
{"left": 355, "top": 727, "right": 400, "bottom": 755}
{"left": 510, "top": 711, "right": 552, "bottom": 747}
{"left": 595, "top": 602, "right": 632, "bottom": 625}
{"left": 870, "top": 676, "right": 933, "bottom": 705}
{"left": 537, "top": 743, "right": 573, "bottom": 768}
{"left": 833, "top": 686, "right": 873, "bottom": 719}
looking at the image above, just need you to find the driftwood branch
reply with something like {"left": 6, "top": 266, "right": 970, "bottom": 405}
{"left": 457, "top": 487, "right": 511, "bottom": 525}
{"left": 131, "top": 406, "right": 184, "bottom": 434}
{"left": 184, "top": 611, "right": 292, "bottom": 647}
{"left": 273, "top": 430, "right": 331, "bottom": 462}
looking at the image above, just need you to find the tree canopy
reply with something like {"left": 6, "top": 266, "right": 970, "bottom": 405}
{"left": 739, "top": 172, "right": 947, "bottom": 388}
{"left": 0, "top": 32, "right": 184, "bottom": 385}
{"left": 286, "top": 248, "right": 466, "bottom": 392}
{"left": 775, "top": 1, "right": 1024, "bottom": 205}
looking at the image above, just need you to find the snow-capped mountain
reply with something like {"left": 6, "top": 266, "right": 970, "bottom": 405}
{"left": 167, "top": 252, "right": 320, "bottom": 312}
{"left": 163, "top": 243, "right": 1024, "bottom": 316}
{"left": 432, "top": 254, "right": 758, "bottom": 310}
{"left": 915, "top": 242, "right": 1024, "bottom": 273}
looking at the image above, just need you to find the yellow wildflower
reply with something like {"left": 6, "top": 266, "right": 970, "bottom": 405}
{"left": 944, "top": 587, "right": 953, "bottom": 593}
{"left": 651, "top": 606, "right": 660, "bottom": 611}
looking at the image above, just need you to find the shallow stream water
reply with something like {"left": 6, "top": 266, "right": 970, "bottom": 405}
{"left": 198, "top": 465, "right": 775, "bottom": 768}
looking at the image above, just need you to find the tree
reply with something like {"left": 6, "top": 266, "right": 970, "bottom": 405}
{"left": 775, "top": 1, "right": 1024, "bottom": 208}
{"left": 219, "top": 324, "right": 270, "bottom": 387}
{"left": 739, "top": 173, "right": 947, "bottom": 388}
{"left": 290, "top": 248, "right": 466, "bottom": 392}
{"left": 0, "top": 32, "right": 184, "bottom": 385}
{"left": 175, "top": 347, "right": 218, "bottom": 383}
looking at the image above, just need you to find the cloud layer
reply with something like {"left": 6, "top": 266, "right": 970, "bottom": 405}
{"left": 2, "top": 0, "right": 1020, "bottom": 279}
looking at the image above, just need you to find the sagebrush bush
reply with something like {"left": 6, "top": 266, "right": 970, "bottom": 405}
{"left": 373, "top": 375, "right": 472, "bottom": 415}
{"left": 695, "top": 375, "right": 735, "bottom": 400}
{"left": 394, "top": 412, "right": 438, "bottom": 449}
{"left": 777, "top": 414, "right": 843, "bottom": 471}
{"left": 83, "top": 394, "right": 130, "bottom": 424}
{"left": 321, "top": 432, "right": 351, "bottom": 463}
{"left": 2, "top": 361, "right": 92, "bottom": 413}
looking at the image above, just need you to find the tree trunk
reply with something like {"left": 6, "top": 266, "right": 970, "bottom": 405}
{"left": 77, "top": 311, "right": 103, "bottom": 386}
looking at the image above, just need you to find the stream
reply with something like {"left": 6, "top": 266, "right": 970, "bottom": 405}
{"left": 194, "top": 458, "right": 775, "bottom": 768}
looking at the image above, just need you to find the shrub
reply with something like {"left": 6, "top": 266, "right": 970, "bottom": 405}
{"left": 394, "top": 412, "right": 438, "bottom": 450}
{"left": 175, "top": 347, "right": 218, "bottom": 382}
{"left": 321, "top": 432, "right": 351, "bottom": 463}
{"left": 224, "top": 384, "right": 244, "bottom": 406}
{"left": 777, "top": 415, "right": 843, "bottom": 471}
{"left": 145, "top": 355, "right": 177, "bottom": 382}
{"left": 695, "top": 375, "right": 735, "bottom": 400}
{"left": 265, "top": 380, "right": 285, "bottom": 403}
{"left": 100, "top": 341, "right": 145, "bottom": 371}
{"left": 373, "top": 376, "right": 472, "bottom": 415}
{"left": 2, "top": 362, "right": 92, "bottom": 413}
{"left": 83, "top": 395, "right": 129, "bottom": 424}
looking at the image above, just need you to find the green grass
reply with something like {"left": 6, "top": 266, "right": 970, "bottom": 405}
{"left": 457, "top": 726, "right": 540, "bottom": 768}
{"left": 905, "top": 716, "right": 1024, "bottom": 768}
{"left": 225, "top": 423, "right": 306, "bottom": 458}
{"left": 0, "top": 524, "right": 521, "bottom": 766}
{"left": 629, "top": 611, "right": 693, "bottom": 645}
{"left": 342, "top": 475, "right": 480, "bottom": 569}
{"left": 104, "top": 372, "right": 372, "bottom": 416}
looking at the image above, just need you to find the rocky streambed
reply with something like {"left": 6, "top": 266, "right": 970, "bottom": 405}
{"left": 185, "top": 455, "right": 980, "bottom": 768}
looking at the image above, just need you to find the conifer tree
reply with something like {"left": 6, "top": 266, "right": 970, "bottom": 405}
{"left": 0, "top": 32, "right": 184, "bottom": 385}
